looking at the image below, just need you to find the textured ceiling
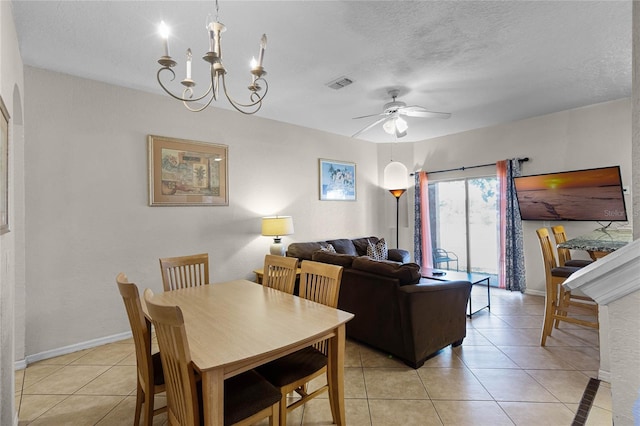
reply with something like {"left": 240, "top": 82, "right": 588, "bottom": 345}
{"left": 10, "top": 1, "right": 632, "bottom": 143}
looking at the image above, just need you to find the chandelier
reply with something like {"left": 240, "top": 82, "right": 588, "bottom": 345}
{"left": 156, "top": 0, "right": 268, "bottom": 114}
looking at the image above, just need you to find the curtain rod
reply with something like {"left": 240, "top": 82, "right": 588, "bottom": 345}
{"left": 410, "top": 157, "right": 529, "bottom": 176}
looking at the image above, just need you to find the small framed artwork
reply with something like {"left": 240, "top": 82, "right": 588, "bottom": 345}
{"left": 319, "top": 159, "right": 356, "bottom": 201}
{"left": 0, "top": 96, "right": 9, "bottom": 234}
{"left": 148, "top": 135, "right": 228, "bottom": 206}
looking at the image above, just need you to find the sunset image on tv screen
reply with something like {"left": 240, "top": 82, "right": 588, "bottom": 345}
{"left": 514, "top": 166, "right": 627, "bottom": 221}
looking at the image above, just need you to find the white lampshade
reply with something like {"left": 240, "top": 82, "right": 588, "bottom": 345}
{"left": 261, "top": 216, "right": 294, "bottom": 256}
{"left": 383, "top": 161, "right": 409, "bottom": 190}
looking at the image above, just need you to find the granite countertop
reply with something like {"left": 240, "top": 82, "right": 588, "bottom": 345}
{"left": 558, "top": 228, "right": 633, "bottom": 253}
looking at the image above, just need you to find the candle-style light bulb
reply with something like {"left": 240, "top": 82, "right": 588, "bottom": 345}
{"left": 257, "top": 34, "right": 267, "bottom": 67}
{"left": 249, "top": 57, "right": 258, "bottom": 84}
{"left": 206, "top": 14, "right": 215, "bottom": 53}
{"left": 158, "top": 21, "right": 170, "bottom": 57}
{"left": 186, "top": 49, "right": 192, "bottom": 79}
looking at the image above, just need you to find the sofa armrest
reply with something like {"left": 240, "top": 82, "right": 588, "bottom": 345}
{"left": 398, "top": 280, "right": 470, "bottom": 294}
{"left": 388, "top": 248, "right": 410, "bottom": 263}
{"left": 397, "top": 280, "right": 471, "bottom": 367}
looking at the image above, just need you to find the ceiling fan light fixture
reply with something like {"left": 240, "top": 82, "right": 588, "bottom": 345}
{"left": 382, "top": 118, "right": 397, "bottom": 135}
{"left": 395, "top": 116, "right": 408, "bottom": 133}
{"left": 383, "top": 116, "right": 408, "bottom": 136}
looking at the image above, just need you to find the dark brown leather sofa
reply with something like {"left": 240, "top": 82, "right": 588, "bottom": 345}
{"left": 287, "top": 237, "right": 471, "bottom": 368}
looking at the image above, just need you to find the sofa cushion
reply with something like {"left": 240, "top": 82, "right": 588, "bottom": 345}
{"left": 326, "top": 239, "right": 358, "bottom": 256}
{"left": 286, "top": 242, "right": 326, "bottom": 261}
{"left": 388, "top": 249, "right": 410, "bottom": 263}
{"left": 311, "top": 251, "right": 356, "bottom": 268}
{"left": 352, "top": 256, "right": 421, "bottom": 286}
{"left": 367, "top": 238, "right": 388, "bottom": 260}
{"left": 352, "top": 237, "right": 379, "bottom": 256}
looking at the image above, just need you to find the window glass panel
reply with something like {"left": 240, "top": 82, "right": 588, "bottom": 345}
{"left": 468, "top": 178, "right": 498, "bottom": 274}
{"left": 429, "top": 180, "right": 467, "bottom": 271}
{"left": 428, "top": 177, "right": 498, "bottom": 277}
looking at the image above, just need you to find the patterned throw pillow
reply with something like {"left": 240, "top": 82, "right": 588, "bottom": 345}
{"left": 366, "top": 238, "right": 388, "bottom": 260}
{"left": 320, "top": 243, "right": 337, "bottom": 253}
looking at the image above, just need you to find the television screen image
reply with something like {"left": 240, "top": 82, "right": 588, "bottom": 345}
{"left": 514, "top": 166, "right": 627, "bottom": 221}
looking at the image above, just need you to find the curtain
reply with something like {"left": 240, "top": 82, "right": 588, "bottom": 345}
{"left": 414, "top": 172, "right": 433, "bottom": 268}
{"left": 497, "top": 159, "right": 526, "bottom": 292}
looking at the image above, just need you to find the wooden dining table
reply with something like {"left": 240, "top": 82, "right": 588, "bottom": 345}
{"left": 143, "top": 279, "right": 354, "bottom": 426}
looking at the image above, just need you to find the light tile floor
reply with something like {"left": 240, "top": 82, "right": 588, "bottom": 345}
{"left": 16, "top": 287, "right": 611, "bottom": 425}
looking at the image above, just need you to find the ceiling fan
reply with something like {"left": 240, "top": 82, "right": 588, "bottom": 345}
{"left": 351, "top": 89, "right": 451, "bottom": 139}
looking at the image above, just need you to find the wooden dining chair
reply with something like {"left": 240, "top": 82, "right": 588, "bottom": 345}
{"left": 256, "top": 260, "right": 344, "bottom": 426}
{"left": 261, "top": 254, "right": 298, "bottom": 294}
{"left": 143, "top": 289, "right": 281, "bottom": 426}
{"left": 551, "top": 225, "right": 594, "bottom": 267}
{"left": 115, "top": 273, "right": 166, "bottom": 426}
{"left": 159, "top": 253, "right": 209, "bottom": 291}
{"left": 536, "top": 228, "right": 598, "bottom": 346}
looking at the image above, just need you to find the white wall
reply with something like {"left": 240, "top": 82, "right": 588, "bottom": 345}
{"left": 23, "top": 67, "right": 386, "bottom": 358}
{"left": 609, "top": 290, "right": 640, "bottom": 425}
{"left": 0, "top": 1, "right": 25, "bottom": 424}
{"left": 410, "top": 98, "right": 632, "bottom": 294}
{"left": 634, "top": 0, "right": 640, "bottom": 241}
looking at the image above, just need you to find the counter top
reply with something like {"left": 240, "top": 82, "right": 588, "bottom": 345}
{"left": 558, "top": 228, "right": 633, "bottom": 253}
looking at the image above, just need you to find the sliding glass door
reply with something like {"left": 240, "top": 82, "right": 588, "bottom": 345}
{"left": 429, "top": 177, "right": 499, "bottom": 278}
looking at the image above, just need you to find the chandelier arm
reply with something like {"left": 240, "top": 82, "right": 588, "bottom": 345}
{"left": 222, "top": 79, "right": 264, "bottom": 114}
{"left": 220, "top": 75, "right": 268, "bottom": 114}
{"left": 181, "top": 90, "right": 217, "bottom": 112}
{"left": 157, "top": 67, "right": 217, "bottom": 103}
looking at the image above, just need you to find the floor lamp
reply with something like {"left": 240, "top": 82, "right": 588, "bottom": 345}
{"left": 388, "top": 189, "right": 406, "bottom": 249}
{"left": 384, "top": 161, "right": 409, "bottom": 249}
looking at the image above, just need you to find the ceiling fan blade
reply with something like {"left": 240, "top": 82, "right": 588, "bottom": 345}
{"left": 400, "top": 106, "right": 452, "bottom": 119}
{"left": 351, "top": 116, "right": 392, "bottom": 138}
{"left": 352, "top": 112, "right": 386, "bottom": 120}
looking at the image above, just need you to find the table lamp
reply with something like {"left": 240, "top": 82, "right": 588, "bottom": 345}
{"left": 261, "top": 216, "right": 294, "bottom": 256}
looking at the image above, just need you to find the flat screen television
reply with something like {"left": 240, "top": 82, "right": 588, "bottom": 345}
{"left": 514, "top": 166, "right": 627, "bottom": 221}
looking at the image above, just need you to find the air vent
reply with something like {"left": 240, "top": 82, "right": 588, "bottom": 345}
{"left": 327, "top": 76, "right": 354, "bottom": 90}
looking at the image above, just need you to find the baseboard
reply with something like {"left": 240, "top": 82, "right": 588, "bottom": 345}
{"left": 22, "top": 331, "right": 132, "bottom": 367}
{"left": 14, "top": 359, "right": 26, "bottom": 370}
{"left": 525, "top": 288, "right": 545, "bottom": 297}
{"left": 598, "top": 368, "right": 611, "bottom": 383}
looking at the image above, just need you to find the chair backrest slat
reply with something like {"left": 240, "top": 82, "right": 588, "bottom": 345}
{"left": 536, "top": 227, "right": 564, "bottom": 303}
{"left": 144, "top": 288, "right": 200, "bottom": 426}
{"left": 159, "top": 253, "right": 209, "bottom": 291}
{"left": 116, "top": 274, "right": 153, "bottom": 392}
{"left": 299, "top": 260, "right": 343, "bottom": 355}
{"left": 551, "top": 225, "right": 571, "bottom": 266}
{"left": 262, "top": 255, "right": 298, "bottom": 294}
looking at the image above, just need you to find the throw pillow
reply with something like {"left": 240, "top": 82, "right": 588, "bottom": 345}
{"left": 367, "top": 238, "right": 388, "bottom": 260}
{"left": 319, "top": 243, "right": 337, "bottom": 253}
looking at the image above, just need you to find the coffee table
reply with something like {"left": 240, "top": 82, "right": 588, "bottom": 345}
{"left": 422, "top": 268, "right": 491, "bottom": 317}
